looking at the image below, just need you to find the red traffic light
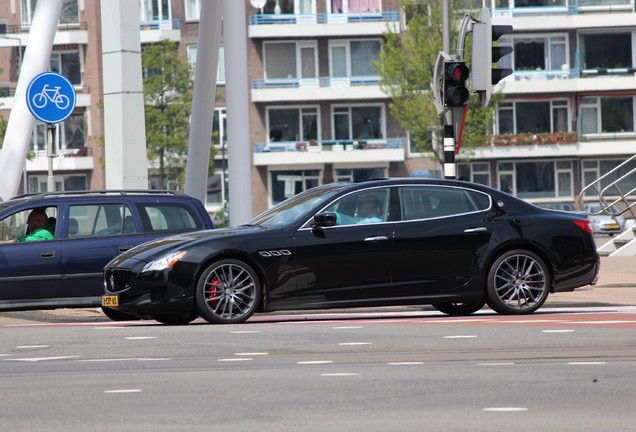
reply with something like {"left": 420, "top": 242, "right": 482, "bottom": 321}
{"left": 443, "top": 62, "right": 469, "bottom": 107}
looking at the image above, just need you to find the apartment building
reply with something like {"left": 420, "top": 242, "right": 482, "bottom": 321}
{"left": 463, "top": 0, "right": 636, "bottom": 208}
{"left": 1, "top": 0, "right": 634, "bottom": 216}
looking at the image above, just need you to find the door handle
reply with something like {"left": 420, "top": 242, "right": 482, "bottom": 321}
{"left": 40, "top": 250, "right": 56, "bottom": 259}
{"left": 464, "top": 227, "right": 488, "bottom": 233}
{"left": 364, "top": 236, "right": 388, "bottom": 242}
{"left": 118, "top": 245, "right": 134, "bottom": 253}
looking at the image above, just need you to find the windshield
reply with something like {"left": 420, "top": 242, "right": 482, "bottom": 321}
{"left": 248, "top": 184, "right": 346, "bottom": 228}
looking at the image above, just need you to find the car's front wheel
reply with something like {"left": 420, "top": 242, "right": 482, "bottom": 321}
{"left": 432, "top": 301, "right": 486, "bottom": 316}
{"left": 195, "top": 259, "right": 261, "bottom": 324}
{"left": 486, "top": 250, "right": 550, "bottom": 315}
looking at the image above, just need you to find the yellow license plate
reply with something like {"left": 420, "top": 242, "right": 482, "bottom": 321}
{"left": 102, "top": 295, "right": 119, "bottom": 307}
{"left": 606, "top": 224, "right": 619, "bottom": 230}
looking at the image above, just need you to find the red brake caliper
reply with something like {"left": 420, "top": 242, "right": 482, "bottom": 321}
{"left": 209, "top": 276, "right": 220, "bottom": 307}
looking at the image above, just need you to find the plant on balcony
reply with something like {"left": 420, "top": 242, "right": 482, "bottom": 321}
{"left": 482, "top": 131, "right": 578, "bottom": 146}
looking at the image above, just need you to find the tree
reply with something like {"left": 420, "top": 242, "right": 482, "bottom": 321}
{"left": 378, "top": 0, "right": 501, "bottom": 163}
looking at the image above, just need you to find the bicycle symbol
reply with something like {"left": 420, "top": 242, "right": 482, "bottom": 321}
{"left": 31, "top": 84, "right": 71, "bottom": 110}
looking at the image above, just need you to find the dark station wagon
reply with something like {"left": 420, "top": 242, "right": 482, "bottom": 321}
{"left": 0, "top": 190, "right": 213, "bottom": 317}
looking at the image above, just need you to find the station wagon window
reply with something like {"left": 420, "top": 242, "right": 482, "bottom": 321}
{"left": 0, "top": 206, "right": 58, "bottom": 242}
{"left": 136, "top": 204, "right": 203, "bottom": 232}
{"left": 399, "top": 187, "right": 489, "bottom": 221}
{"left": 68, "top": 204, "right": 135, "bottom": 238}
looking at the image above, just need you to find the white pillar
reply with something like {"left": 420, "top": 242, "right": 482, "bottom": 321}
{"left": 223, "top": 0, "right": 253, "bottom": 225}
{"left": 184, "top": 0, "right": 222, "bottom": 205}
{"left": 0, "top": 0, "right": 63, "bottom": 200}
{"left": 100, "top": 0, "right": 148, "bottom": 189}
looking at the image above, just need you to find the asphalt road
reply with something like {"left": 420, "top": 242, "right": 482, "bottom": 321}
{"left": 2, "top": 307, "right": 636, "bottom": 432}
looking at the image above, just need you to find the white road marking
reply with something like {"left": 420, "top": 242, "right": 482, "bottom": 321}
{"left": 235, "top": 352, "right": 268, "bottom": 356}
{"left": 217, "top": 358, "right": 253, "bottom": 362}
{"left": 79, "top": 358, "right": 171, "bottom": 362}
{"left": 298, "top": 360, "right": 334, "bottom": 365}
{"left": 338, "top": 342, "right": 373, "bottom": 346}
{"left": 443, "top": 335, "right": 478, "bottom": 339}
{"left": 16, "top": 345, "right": 50, "bottom": 349}
{"left": 124, "top": 336, "right": 157, "bottom": 340}
{"left": 332, "top": 326, "right": 363, "bottom": 329}
{"left": 483, "top": 407, "right": 528, "bottom": 412}
{"left": 542, "top": 329, "right": 575, "bottom": 333}
{"left": 0, "top": 354, "right": 11, "bottom": 357}
{"left": 230, "top": 331, "right": 261, "bottom": 334}
{"left": 104, "top": 389, "right": 142, "bottom": 394}
{"left": 567, "top": 362, "right": 606, "bottom": 365}
{"left": 321, "top": 373, "right": 359, "bottom": 377}
{"left": 477, "top": 363, "right": 515, "bottom": 366}
{"left": 387, "top": 362, "right": 424, "bottom": 366}
{"left": 6, "top": 356, "right": 80, "bottom": 362}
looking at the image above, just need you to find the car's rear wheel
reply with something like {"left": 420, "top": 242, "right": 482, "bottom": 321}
{"left": 486, "top": 250, "right": 550, "bottom": 315}
{"left": 432, "top": 301, "right": 486, "bottom": 316}
{"left": 151, "top": 312, "right": 198, "bottom": 325}
{"left": 195, "top": 259, "right": 260, "bottom": 324}
{"left": 101, "top": 306, "right": 141, "bottom": 321}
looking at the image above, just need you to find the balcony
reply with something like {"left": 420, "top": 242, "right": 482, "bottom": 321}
{"left": 139, "top": 19, "right": 181, "bottom": 43}
{"left": 253, "top": 138, "right": 404, "bottom": 166}
{"left": 248, "top": 11, "right": 399, "bottom": 38}
{"left": 25, "top": 147, "right": 94, "bottom": 172}
{"left": 251, "top": 76, "right": 387, "bottom": 102}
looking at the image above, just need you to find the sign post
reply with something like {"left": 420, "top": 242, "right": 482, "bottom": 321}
{"left": 26, "top": 71, "right": 76, "bottom": 192}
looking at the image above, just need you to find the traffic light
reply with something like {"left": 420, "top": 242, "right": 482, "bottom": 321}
{"left": 443, "top": 61, "right": 469, "bottom": 108}
{"left": 471, "top": 7, "right": 513, "bottom": 106}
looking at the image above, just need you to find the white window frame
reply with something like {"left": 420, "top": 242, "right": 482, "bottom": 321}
{"left": 496, "top": 99, "right": 570, "bottom": 135}
{"left": 331, "top": 103, "right": 386, "bottom": 141}
{"left": 263, "top": 40, "right": 318, "bottom": 83}
{"left": 266, "top": 105, "right": 320, "bottom": 143}
{"left": 185, "top": 0, "right": 200, "bottom": 20}
{"left": 187, "top": 44, "right": 226, "bottom": 84}
{"left": 497, "top": 160, "right": 575, "bottom": 200}
{"left": 580, "top": 96, "right": 636, "bottom": 137}
{"left": 328, "top": 39, "right": 381, "bottom": 79}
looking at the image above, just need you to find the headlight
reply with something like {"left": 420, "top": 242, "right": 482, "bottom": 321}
{"left": 142, "top": 251, "right": 188, "bottom": 273}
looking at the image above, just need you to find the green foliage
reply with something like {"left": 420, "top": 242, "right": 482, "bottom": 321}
{"left": 142, "top": 40, "right": 193, "bottom": 189}
{"left": 378, "top": 0, "right": 499, "bottom": 162}
{"left": 0, "top": 115, "right": 7, "bottom": 148}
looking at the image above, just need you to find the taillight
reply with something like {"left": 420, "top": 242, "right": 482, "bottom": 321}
{"left": 573, "top": 219, "right": 592, "bottom": 234}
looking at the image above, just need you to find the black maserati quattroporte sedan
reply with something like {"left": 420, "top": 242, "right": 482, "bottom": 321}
{"left": 103, "top": 178, "right": 600, "bottom": 325}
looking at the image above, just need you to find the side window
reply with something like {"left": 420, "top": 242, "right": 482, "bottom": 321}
{"left": 136, "top": 204, "right": 203, "bottom": 232}
{"left": 323, "top": 188, "right": 390, "bottom": 226}
{"left": 0, "top": 206, "right": 58, "bottom": 243}
{"left": 68, "top": 204, "right": 135, "bottom": 238}
{"left": 399, "top": 187, "right": 490, "bottom": 221}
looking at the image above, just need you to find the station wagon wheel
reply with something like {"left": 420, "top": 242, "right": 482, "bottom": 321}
{"left": 486, "top": 250, "right": 550, "bottom": 315}
{"left": 432, "top": 301, "right": 486, "bottom": 316}
{"left": 195, "top": 259, "right": 260, "bottom": 324}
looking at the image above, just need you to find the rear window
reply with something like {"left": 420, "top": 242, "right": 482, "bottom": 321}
{"left": 68, "top": 204, "right": 135, "bottom": 238}
{"left": 137, "top": 204, "right": 203, "bottom": 232}
{"left": 399, "top": 186, "right": 490, "bottom": 221}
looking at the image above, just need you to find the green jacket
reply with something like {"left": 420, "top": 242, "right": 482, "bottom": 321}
{"left": 18, "top": 227, "right": 55, "bottom": 242}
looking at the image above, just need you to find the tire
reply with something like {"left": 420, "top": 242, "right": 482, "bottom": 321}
{"left": 101, "top": 306, "right": 141, "bottom": 322}
{"left": 486, "top": 250, "right": 550, "bottom": 315}
{"left": 151, "top": 312, "right": 198, "bottom": 325}
{"left": 195, "top": 259, "right": 261, "bottom": 324}
{"left": 432, "top": 301, "right": 486, "bottom": 316}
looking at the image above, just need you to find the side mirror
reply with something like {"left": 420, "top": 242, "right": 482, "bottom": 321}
{"left": 312, "top": 212, "right": 337, "bottom": 228}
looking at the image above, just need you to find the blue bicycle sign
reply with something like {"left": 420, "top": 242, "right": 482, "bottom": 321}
{"left": 26, "top": 72, "right": 76, "bottom": 124}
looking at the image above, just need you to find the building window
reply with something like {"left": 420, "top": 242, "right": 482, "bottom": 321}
{"left": 334, "top": 167, "right": 386, "bottom": 182}
{"left": 329, "top": 39, "right": 381, "bottom": 78}
{"left": 62, "top": 113, "right": 85, "bottom": 150}
{"left": 497, "top": 160, "right": 573, "bottom": 199}
{"left": 185, "top": 0, "right": 200, "bottom": 20}
{"left": 50, "top": 49, "right": 82, "bottom": 86}
{"left": 263, "top": 41, "right": 317, "bottom": 82}
{"left": 270, "top": 170, "right": 321, "bottom": 205}
{"left": 580, "top": 96, "right": 634, "bottom": 134}
{"left": 581, "top": 33, "right": 631, "bottom": 70}
{"left": 458, "top": 163, "right": 491, "bottom": 187}
{"left": 27, "top": 174, "right": 87, "bottom": 193}
{"left": 140, "top": 0, "right": 172, "bottom": 22}
{"left": 333, "top": 105, "right": 383, "bottom": 141}
{"left": 497, "top": 100, "right": 568, "bottom": 134}
{"left": 329, "top": 0, "right": 381, "bottom": 13}
{"left": 187, "top": 44, "right": 225, "bottom": 83}
{"left": 21, "top": 0, "right": 78, "bottom": 26}
{"left": 582, "top": 159, "right": 636, "bottom": 198}
{"left": 267, "top": 106, "right": 318, "bottom": 142}
{"left": 498, "top": 35, "right": 566, "bottom": 75}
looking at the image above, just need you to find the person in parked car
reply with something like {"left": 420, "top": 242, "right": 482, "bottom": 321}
{"left": 355, "top": 197, "right": 383, "bottom": 224}
{"left": 18, "top": 209, "right": 55, "bottom": 242}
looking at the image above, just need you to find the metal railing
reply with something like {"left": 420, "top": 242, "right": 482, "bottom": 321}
{"left": 254, "top": 138, "right": 402, "bottom": 153}
{"left": 248, "top": 11, "right": 398, "bottom": 25}
{"left": 578, "top": 154, "right": 636, "bottom": 220}
{"left": 251, "top": 75, "right": 381, "bottom": 89}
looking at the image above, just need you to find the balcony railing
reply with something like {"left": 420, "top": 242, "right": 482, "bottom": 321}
{"left": 140, "top": 19, "right": 181, "bottom": 30}
{"left": 252, "top": 75, "right": 381, "bottom": 89}
{"left": 492, "top": 0, "right": 633, "bottom": 16}
{"left": 248, "top": 11, "right": 398, "bottom": 25}
{"left": 480, "top": 132, "right": 578, "bottom": 147}
{"left": 254, "top": 138, "right": 402, "bottom": 153}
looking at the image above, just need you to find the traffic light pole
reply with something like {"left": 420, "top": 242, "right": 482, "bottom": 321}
{"left": 442, "top": 0, "right": 455, "bottom": 180}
